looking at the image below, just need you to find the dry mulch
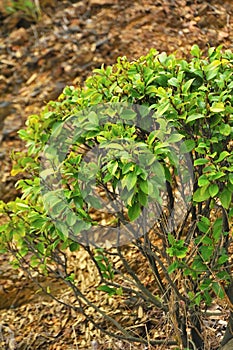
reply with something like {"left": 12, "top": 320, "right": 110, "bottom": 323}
{"left": 0, "top": 247, "right": 229, "bottom": 350}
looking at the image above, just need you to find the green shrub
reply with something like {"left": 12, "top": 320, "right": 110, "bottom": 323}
{"left": 4, "top": 0, "right": 41, "bottom": 22}
{"left": 0, "top": 45, "right": 233, "bottom": 349}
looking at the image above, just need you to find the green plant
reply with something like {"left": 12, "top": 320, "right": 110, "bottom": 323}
{"left": 4, "top": 0, "right": 41, "bottom": 22}
{"left": 0, "top": 45, "right": 233, "bottom": 349}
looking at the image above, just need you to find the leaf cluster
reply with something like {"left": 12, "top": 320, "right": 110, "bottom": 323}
{"left": 4, "top": 0, "right": 41, "bottom": 22}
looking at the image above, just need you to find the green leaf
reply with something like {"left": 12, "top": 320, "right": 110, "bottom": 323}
{"left": 37, "top": 242, "right": 45, "bottom": 254}
{"left": 217, "top": 254, "right": 229, "bottom": 265}
{"left": 219, "top": 123, "right": 232, "bottom": 136}
{"left": 219, "top": 188, "right": 232, "bottom": 209}
{"left": 205, "top": 60, "right": 221, "bottom": 80}
{"left": 197, "top": 219, "right": 210, "bottom": 234}
{"left": 91, "top": 93, "right": 103, "bottom": 104}
{"left": 145, "top": 85, "right": 157, "bottom": 94}
{"left": 156, "top": 86, "right": 168, "bottom": 98}
{"left": 194, "top": 294, "right": 202, "bottom": 306}
{"left": 193, "top": 185, "right": 210, "bottom": 202}
{"left": 69, "top": 242, "right": 79, "bottom": 252}
{"left": 191, "top": 44, "right": 201, "bottom": 58}
{"left": 186, "top": 114, "right": 205, "bottom": 123}
{"left": 175, "top": 247, "right": 188, "bottom": 259}
{"left": 180, "top": 139, "right": 196, "bottom": 153}
{"left": 201, "top": 236, "right": 212, "bottom": 245}
{"left": 65, "top": 273, "right": 75, "bottom": 282}
{"left": 182, "top": 78, "right": 195, "bottom": 93}
{"left": 168, "top": 77, "right": 179, "bottom": 87}
{"left": 108, "top": 161, "right": 119, "bottom": 176}
{"left": 97, "top": 285, "right": 117, "bottom": 295}
{"left": 209, "top": 171, "right": 225, "bottom": 181}
{"left": 200, "top": 278, "right": 212, "bottom": 291}
{"left": 168, "top": 261, "right": 180, "bottom": 274}
{"left": 192, "top": 258, "right": 206, "bottom": 273}
{"left": 56, "top": 222, "right": 69, "bottom": 239}
{"left": 122, "top": 172, "right": 137, "bottom": 191}
{"left": 100, "top": 142, "right": 124, "bottom": 150}
{"left": 229, "top": 173, "right": 233, "bottom": 185}
{"left": 214, "top": 151, "right": 229, "bottom": 163}
{"left": 121, "top": 109, "right": 137, "bottom": 120}
{"left": 167, "top": 233, "right": 175, "bottom": 245}
{"left": 97, "top": 261, "right": 107, "bottom": 272}
{"left": 167, "top": 133, "right": 184, "bottom": 143}
{"left": 209, "top": 183, "right": 219, "bottom": 197}
{"left": 128, "top": 202, "right": 141, "bottom": 221}
{"left": 116, "top": 287, "right": 123, "bottom": 295}
{"left": 30, "top": 256, "right": 40, "bottom": 268}
{"left": 198, "top": 175, "right": 210, "bottom": 187}
{"left": 217, "top": 270, "right": 230, "bottom": 281}
{"left": 15, "top": 202, "right": 30, "bottom": 209}
{"left": 212, "top": 217, "right": 223, "bottom": 241}
{"left": 212, "top": 282, "right": 225, "bottom": 299}
{"left": 139, "top": 180, "right": 149, "bottom": 194}
{"left": 150, "top": 161, "right": 165, "bottom": 179}
{"left": 210, "top": 102, "right": 225, "bottom": 113}
{"left": 167, "top": 245, "right": 187, "bottom": 259}
{"left": 167, "top": 234, "right": 188, "bottom": 259}
{"left": 194, "top": 158, "right": 209, "bottom": 166}
{"left": 86, "top": 195, "right": 102, "bottom": 209}
{"left": 73, "top": 220, "right": 91, "bottom": 235}
{"left": 122, "top": 162, "right": 134, "bottom": 174}
{"left": 156, "top": 101, "right": 170, "bottom": 116}
{"left": 138, "top": 190, "right": 148, "bottom": 206}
